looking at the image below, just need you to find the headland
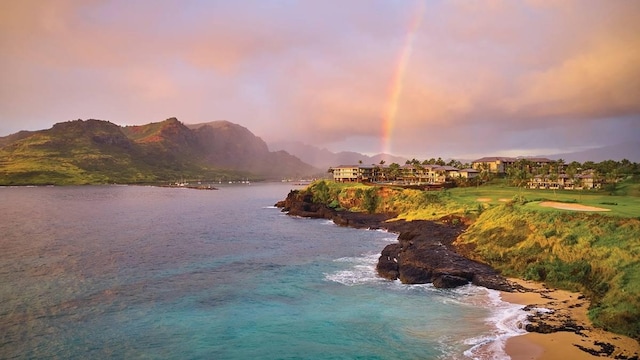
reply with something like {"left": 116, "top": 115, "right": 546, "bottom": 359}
{"left": 276, "top": 186, "right": 640, "bottom": 359}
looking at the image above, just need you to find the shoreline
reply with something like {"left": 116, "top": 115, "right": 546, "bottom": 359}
{"left": 275, "top": 189, "right": 640, "bottom": 358}
{"left": 501, "top": 279, "right": 639, "bottom": 359}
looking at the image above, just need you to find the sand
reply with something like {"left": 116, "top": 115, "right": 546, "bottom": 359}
{"left": 476, "top": 198, "right": 492, "bottom": 202}
{"left": 538, "top": 201, "right": 611, "bottom": 212}
{"left": 503, "top": 279, "right": 640, "bottom": 359}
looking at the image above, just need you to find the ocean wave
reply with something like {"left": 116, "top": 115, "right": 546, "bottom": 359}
{"left": 325, "top": 253, "right": 386, "bottom": 286}
{"left": 461, "top": 289, "right": 528, "bottom": 360}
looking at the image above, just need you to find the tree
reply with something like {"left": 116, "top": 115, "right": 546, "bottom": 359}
{"left": 447, "top": 159, "right": 463, "bottom": 169}
{"left": 436, "top": 157, "right": 445, "bottom": 166}
{"left": 362, "top": 188, "right": 379, "bottom": 214}
{"left": 388, "top": 163, "right": 401, "bottom": 181}
{"left": 312, "top": 180, "right": 331, "bottom": 204}
{"left": 549, "top": 171, "right": 559, "bottom": 198}
{"left": 413, "top": 162, "right": 425, "bottom": 183}
{"left": 567, "top": 161, "right": 582, "bottom": 177}
{"left": 477, "top": 163, "right": 491, "bottom": 187}
{"left": 566, "top": 167, "right": 577, "bottom": 189}
{"left": 377, "top": 160, "right": 386, "bottom": 182}
{"left": 556, "top": 158, "right": 565, "bottom": 174}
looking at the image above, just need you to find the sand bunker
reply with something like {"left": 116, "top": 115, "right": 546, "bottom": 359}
{"left": 476, "top": 198, "right": 492, "bottom": 202}
{"left": 538, "top": 201, "right": 610, "bottom": 212}
{"left": 498, "top": 198, "right": 511, "bottom": 202}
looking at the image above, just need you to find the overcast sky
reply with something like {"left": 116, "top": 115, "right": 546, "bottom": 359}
{"left": 1, "top": 0, "right": 639, "bottom": 159}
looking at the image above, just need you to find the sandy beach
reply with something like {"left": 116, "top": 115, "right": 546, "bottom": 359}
{"left": 502, "top": 279, "right": 639, "bottom": 359}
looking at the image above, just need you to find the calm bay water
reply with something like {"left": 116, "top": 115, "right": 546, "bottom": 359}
{"left": 0, "top": 183, "right": 526, "bottom": 359}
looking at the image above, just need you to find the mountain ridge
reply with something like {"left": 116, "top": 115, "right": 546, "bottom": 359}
{"left": 0, "top": 118, "right": 319, "bottom": 185}
{"left": 542, "top": 141, "right": 640, "bottom": 163}
{"left": 269, "top": 140, "right": 408, "bottom": 170}
{"left": 271, "top": 140, "right": 640, "bottom": 168}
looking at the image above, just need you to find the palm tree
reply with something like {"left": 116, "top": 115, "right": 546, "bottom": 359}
{"left": 477, "top": 163, "right": 490, "bottom": 187}
{"left": 378, "top": 160, "right": 387, "bottom": 182}
{"left": 413, "top": 162, "right": 425, "bottom": 183}
{"left": 556, "top": 158, "right": 565, "bottom": 174}
{"left": 566, "top": 167, "right": 576, "bottom": 189}
{"left": 388, "top": 163, "right": 400, "bottom": 182}
{"left": 549, "top": 171, "right": 559, "bottom": 198}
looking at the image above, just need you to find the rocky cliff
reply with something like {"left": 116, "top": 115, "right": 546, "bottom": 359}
{"left": 276, "top": 189, "right": 515, "bottom": 292}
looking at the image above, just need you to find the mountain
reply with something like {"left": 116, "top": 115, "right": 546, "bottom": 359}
{"left": 269, "top": 140, "right": 408, "bottom": 170}
{"left": 544, "top": 141, "right": 640, "bottom": 163}
{"left": 0, "top": 118, "right": 318, "bottom": 185}
{"left": 186, "top": 121, "right": 319, "bottom": 178}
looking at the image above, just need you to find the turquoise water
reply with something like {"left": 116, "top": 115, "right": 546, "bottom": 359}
{"left": 0, "top": 183, "right": 526, "bottom": 359}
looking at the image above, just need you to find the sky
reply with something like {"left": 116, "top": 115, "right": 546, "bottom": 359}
{"left": 1, "top": 0, "right": 639, "bottom": 160}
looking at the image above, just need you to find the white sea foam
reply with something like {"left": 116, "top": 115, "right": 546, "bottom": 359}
{"left": 461, "top": 288, "right": 529, "bottom": 360}
{"left": 325, "top": 253, "right": 386, "bottom": 286}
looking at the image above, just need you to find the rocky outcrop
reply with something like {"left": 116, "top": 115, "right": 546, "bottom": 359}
{"left": 374, "top": 219, "right": 514, "bottom": 291}
{"left": 276, "top": 189, "right": 515, "bottom": 292}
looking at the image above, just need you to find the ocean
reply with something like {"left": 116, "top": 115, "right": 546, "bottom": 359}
{"left": 0, "top": 183, "right": 527, "bottom": 359}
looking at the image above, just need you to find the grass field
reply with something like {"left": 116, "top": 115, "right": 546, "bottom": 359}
{"left": 447, "top": 184, "right": 640, "bottom": 218}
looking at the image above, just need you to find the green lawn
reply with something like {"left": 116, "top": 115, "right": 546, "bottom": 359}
{"left": 448, "top": 185, "right": 640, "bottom": 218}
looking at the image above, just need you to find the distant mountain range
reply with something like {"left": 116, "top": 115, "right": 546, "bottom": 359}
{"left": 269, "top": 141, "right": 408, "bottom": 170}
{"left": 543, "top": 141, "right": 640, "bottom": 163}
{"left": 0, "top": 118, "right": 319, "bottom": 185}
{"left": 271, "top": 140, "right": 640, "bottom": 169}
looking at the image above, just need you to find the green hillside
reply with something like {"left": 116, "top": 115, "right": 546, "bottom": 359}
{"left": 0, "top": 120, "right": 154, "bottom": 184}
{"left": 0, "top": 118, "right": 316, "bottom": 185}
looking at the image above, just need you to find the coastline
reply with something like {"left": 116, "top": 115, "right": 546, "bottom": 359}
{"left": 502, "top": 278, "right": 639, "bottom": 359}
{"left": 275, "top": 189, "right": 640, "bottom": 359}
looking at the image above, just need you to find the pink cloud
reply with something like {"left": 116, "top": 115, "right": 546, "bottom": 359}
{"left": 1, "top": 1, "right": 638, "bottom": 158}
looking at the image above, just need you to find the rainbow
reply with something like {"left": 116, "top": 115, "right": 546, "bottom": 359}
{"left": 381, "top": 1, "right": 425, "bottom": 156}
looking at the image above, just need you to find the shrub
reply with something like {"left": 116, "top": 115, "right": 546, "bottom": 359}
{"left": 362, "top": 188, "right": 379, "bottom": 214}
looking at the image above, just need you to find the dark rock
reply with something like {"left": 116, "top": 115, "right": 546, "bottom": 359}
{"left": 433, "top": 274, "right": 469, "bottom": 288}
{"left": 376, "top": 244, "right": 400, "bottom": 280}
{"left": 526, "top": 323, "right": 556, "bottom": 334}
{"left": 575, "top": 341, "right": 616, "bottom": 357}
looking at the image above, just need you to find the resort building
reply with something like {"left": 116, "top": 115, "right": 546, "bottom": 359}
{"left": 457, "top": 168, "right": 479, "bottom": 179}
{"left": 472, "top": 156, "right": 553, "bottom": 174}
{"left": 330, "top": 165, "right": 377, "bottom": 182}
{"left": 527, "top": 171, "right": 601, "bottom": 190}
{"left": 331, "top": 164, "right": 465, "bottom": 184}
{"left": 471, "top": 157, "right": 517, "bottom": 174}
